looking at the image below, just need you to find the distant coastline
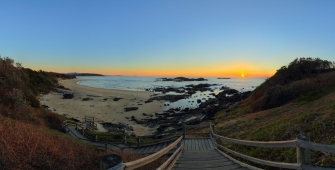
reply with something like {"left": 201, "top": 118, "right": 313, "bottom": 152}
{"left": 217, "top": 77, "right": 231, "bottom": 79}
{"left": 67, "top": 72, "right": 104, "bottom": 76}
{"left": 156, "top": 77, "right": 207, "bottom": 82}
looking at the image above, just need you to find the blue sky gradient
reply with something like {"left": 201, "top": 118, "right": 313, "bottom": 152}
{"left": 1, "top": 0, "right": 334, "bottom": 77}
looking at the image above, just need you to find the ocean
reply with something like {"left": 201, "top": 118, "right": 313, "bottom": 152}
{"left": 76, "top": 76, "right": 266, "bottom": 92}
{"left": 76, "top": 76, "right": 266, "bottom": 110}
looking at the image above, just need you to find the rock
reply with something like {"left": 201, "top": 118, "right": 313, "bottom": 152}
{"left": 113, "top": 98, "right": 123, "bottom": 101}
{"left": 197, "top": 99, "right": 201, "bottom": 103}
{"left": 183, "top": 108, "right": 190, "bottom": 112}
{"left": 41, "top": 104, "right": 49, "bottom": 109}
{"left": 71, "top": 117, "right": 80, "bottom": 122}
{"left": 82, "top": 97, "right": 93, "bottom": 101}
{"left": 124, "top": 107, "right": 138, "bottom": 112}
{"left": 63, "top": 93, "right": 74, "bottom": 99}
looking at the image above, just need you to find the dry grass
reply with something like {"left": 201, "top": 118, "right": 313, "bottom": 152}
{"left": 214, "top": 89, "right": 335, "bottom": 168}
{"left": 0, "top": 115, "right": 168, "bottom": 170}
{"left": 0, "top": 115, "right": 101, "bottom": 169}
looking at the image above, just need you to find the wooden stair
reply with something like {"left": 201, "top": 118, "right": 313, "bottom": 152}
{"left": 173, "top": 138, "right": 250, "bottom": 170}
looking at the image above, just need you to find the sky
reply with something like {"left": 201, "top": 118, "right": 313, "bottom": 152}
{"left": 1, "top": 0, "right": 335, "bottom": 77}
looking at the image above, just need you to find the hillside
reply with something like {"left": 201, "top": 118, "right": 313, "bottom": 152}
{"left": 214, "top": 58, "right": 335, "bottom": 168}
{"left": 0, "top": 56, "right": 166, "bottom": 170}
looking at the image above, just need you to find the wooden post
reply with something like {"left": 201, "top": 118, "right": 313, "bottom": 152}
{"left": 100, "top": 154, "right": 123, "bottom": 170}
{"left": 296, "top": 134, "right": 311, "bottom": 165}
{"left": 105, "top": 143, "right": 108, "bottom": 151}
{"left": 182, "top": 124, "right": 186, "bottom": 139}
{"left": 96, "top": 135, "right": 98, "bottom": 141}
{"left": 82, "top": 128, "right": 84, "bottom": 135}
{"left": 124, "top": 134, "right": 127, "bottom": 145}
{"left": 137, "top": 137, "right": 140, "bottom": 147}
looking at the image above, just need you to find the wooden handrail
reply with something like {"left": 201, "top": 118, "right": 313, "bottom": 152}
{"left": 212, "top": 133, "right": 297, "bottom": 148}
{"left": 123, "top": 136, "right": 183, "bottom": 170}
{"left": 156, "top": 145, "right": 183, "bottom": 170}
{"left": 211, "top": 137, "right": 300, "bottom": 169}
{"left": 298, "top": 140, "right": 335, "bottom": 153}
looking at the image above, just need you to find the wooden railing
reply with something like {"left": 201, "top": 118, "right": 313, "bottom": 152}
{"left": 209, "top": 124, "right": 335, "bottom": 170}
{"left": 109, "top": 136, "right": 183, "bottom": 170}
{"left": 65, "top": 121, "right": 335, "bottom": 170}
{"left": 84, "top": 116, "right": 97, "bottom": 130}
{"left": 105, "top": 124, "right": 212, "bottom": 170}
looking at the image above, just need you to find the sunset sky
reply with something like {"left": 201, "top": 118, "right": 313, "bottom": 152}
{"left": 1, "top": 0, "right": 335, "bottom": 77}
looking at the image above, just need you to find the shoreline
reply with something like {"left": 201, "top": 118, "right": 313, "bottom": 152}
{"left": 39, "top": 78, "right": 166, "bottom": 136}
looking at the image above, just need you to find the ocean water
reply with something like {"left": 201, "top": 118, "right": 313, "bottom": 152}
{"left": 77, "top": 76, "right": 266, "bottom": 110}
{"left": 77, "top": 76, "right": 266, "bottom": 92}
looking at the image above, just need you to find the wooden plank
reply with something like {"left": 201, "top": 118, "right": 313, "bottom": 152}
{"left": 198, "top": 138, "right": 204, "bottom": 150}
{"left": 183, "top": 139, "right": 189, "bottom": 150}
{"left": 177, "top": 156, "right": 230, "bottom": 162}
{"left": 190, "top": 139, "right": 194, "bottom": 150}
{"left": 194, "top": 139, "right": 200, "bottom": 150}
{"left": 207, "top": 139, "right": 214, "bottom": 149}
{"left": 203, "top": 138, "right": 210, "bottom": 150}
{"left": 176, "top": 161, "right": 235, "bottom": 168}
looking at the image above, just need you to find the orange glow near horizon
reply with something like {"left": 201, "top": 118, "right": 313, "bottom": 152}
{"left": 29, "top": 62, "right": 276, "bottom": 78}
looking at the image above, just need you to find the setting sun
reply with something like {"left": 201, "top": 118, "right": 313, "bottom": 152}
{"left": 241, "top": 72, "right": 245, "bottom": 78}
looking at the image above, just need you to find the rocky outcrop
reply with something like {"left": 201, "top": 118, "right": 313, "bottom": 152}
{"left": 124, "top": 107, "right": 138, "bottom": 112}
{"left": 63, "top": 94, "right": 74, "bottom": 99}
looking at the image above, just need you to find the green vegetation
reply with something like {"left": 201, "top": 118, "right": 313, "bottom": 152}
{"left": 214, "top": 58, "right": 335, "bottom": 169}
{"left": 242, "top": 58, "right": 335, "bottom": 113}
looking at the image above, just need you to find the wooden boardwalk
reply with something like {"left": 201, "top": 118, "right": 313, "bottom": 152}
{"left": 173, "top": 138, "right": 250, "bottom": 170}
{"left": 65, "top": 125, "right": 125, "bottom": 151}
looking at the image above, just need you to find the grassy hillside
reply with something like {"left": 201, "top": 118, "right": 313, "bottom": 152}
{"left": 214, "top": 58, "right": 335, "bottom": 168}
{"left": 0, "top": 56, "right": 166, "bottom": 169}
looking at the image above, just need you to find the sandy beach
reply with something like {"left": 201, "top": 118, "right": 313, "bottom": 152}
{"left": 39, "top": 78, "right": 165, "bottom": 135}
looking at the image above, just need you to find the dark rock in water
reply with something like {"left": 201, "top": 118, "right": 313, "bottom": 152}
{"left": 226, "top": 89, "right": 238, "bottom": 95}
{"left": 124, "top": 107, "right": 138, "bottom": 112}
{"left": 157, "top": 77, "right": 207, "bottom": 82}
{"left": 82, "top": 97, "right": 93, "bottom": 101}
{"left": 71, "top": 117, "right": 80, "bottom": 122}
{"left": 142, "top": 113, "right": 147, "bottom": 116}
{"left": 103, "top": 98, "right": 108, "bottom": 101}
{"left": 146, "top": 95, "right": 188, "bottom": 103}
{"left": 113, "top": 97, "right": 123, "bottom": 101}
{"left": 101, "top": 122, "right": 134, "bottom": 132}
{"left": 125, "top": 117, "right": 129, "bottom": 119}
{"left": 183, "top": 108, "right": 190, "bottom": 112}
{"left": 63, "top": 93, "right": 74, "bottom": 99}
